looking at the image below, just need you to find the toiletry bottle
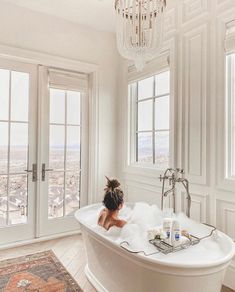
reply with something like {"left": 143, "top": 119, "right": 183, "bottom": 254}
{"left": 163, "top": 218, "right": 172, "bottom": 244}
{"left": 171, "top": 220, "right": 181, "bottom": 246}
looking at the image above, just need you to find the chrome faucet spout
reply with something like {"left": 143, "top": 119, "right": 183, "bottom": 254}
{"left": 180, "top": 178, "right": 191, "bottom": 218}
{"left": 163, "top": 185, "right": 174, "bottom": 197}
{"left": 159, "top": 168, "right": 191, "bottom": 217}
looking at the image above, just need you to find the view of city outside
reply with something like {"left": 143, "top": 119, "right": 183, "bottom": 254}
{"left": 0, "top": 69, "right": 29, "bottom": 227}
{"left": 0, "top": 69, "right": 170, "bottom": 227}
{"left": 0, "top": 144, "right": 29, "bottom": 227}
{"left": 0, "top": 71, "right": 82, "bottom": 227}
{"left": 48, "top": 89, "right": 81, "bottom": 219}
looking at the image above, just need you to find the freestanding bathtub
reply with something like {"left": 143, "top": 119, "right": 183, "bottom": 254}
{"left": 75, "top": 203, "right": 235, "bottom": 292}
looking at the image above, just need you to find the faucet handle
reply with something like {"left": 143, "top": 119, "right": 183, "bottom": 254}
{"left": 169, "top": 177, "right": 172, "bottom": 186}
{"left": 159, "top": 175, "right": 162, "bottom": 182}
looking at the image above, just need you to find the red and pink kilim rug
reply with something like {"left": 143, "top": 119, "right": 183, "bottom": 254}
{"left": 0, "top": 250, "right": 82, "bottom": 291}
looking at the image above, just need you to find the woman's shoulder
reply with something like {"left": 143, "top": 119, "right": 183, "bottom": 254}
{"left": 98, "top": 208, "right": 108, "bottom": 225}
{"left": 112, "top": 219, "right": 127, "bottom": 228}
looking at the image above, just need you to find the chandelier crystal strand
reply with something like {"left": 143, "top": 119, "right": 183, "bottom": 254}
{"left": 115, "top": 0, "right": 166, "bottom": 71}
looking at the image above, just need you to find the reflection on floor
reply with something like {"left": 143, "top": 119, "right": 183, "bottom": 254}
{"left": 0, "top": 234, "right": 233, "bottom": 292}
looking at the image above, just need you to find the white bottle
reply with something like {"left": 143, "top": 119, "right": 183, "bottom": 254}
{"left": 163, "top": 218, "right": 172, "bottom": 243}
{"left": 171, "top": 220, "right": 181, "bottom": 246}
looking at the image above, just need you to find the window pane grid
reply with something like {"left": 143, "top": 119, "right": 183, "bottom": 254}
{"left": 134, "top": 71, "right": 170, "bottom": 168}
{"left": 49, "top": 88, "right": 81, "bottom": 219}
{"left": 136, "top": 93, "right": 170, "bottom": 103}
{"left": 0, "top": 69, "right": 30, "bottom": 227}
{"left": 226, "top": 53, "right": 235, "bottom": 178}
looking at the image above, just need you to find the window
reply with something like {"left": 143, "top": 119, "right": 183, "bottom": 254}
{"left": 226, "top": 53, "right": 235, "bottom": 179}
{"left": 225, "top": 21, "right": 235, "bottom": 179}
{"left": 0, "top": 68, "right": 30, "bottom": 226}
{"left": 129, "top": 70, "right": 170, "bottom": 169}
{"left": 48, "top": 88, "right": 81, "bottom": 218}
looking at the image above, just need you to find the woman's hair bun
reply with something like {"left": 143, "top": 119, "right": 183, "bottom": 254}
{"left": 105, "top": 176, "right": 120, "bottom": 191}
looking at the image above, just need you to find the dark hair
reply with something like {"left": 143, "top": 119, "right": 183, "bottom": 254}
{"left": 103, "top": 177, "right": 124, "bottom": 211}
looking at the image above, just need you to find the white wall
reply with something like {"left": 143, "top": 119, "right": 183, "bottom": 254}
{"left": 0, "top": 1, "right": 120, "bottom": 201}
{"left": 117, "top": 0, "right": 235, "bottom": 289}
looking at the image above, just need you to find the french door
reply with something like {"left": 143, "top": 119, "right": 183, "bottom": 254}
{"left": 38, "top": 67, "right": 88, "bottom": 237}
{"left": 0, "top": 60, "right": 88, "bottom": 245}
{"left": 0, "top": 59, "right": 37, "bottom": 245}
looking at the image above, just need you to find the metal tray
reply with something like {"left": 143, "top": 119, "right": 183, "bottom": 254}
{"left": 149, "top": 234, "right": 200, "bottom": 254}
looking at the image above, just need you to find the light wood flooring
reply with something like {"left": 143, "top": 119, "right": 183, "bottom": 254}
{"left": 0, "top": 234, "right": 233, "bottom": 292}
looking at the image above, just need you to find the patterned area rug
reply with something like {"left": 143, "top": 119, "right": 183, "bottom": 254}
{"left": 0, "top": 250, "right": 82, "bottom": 291}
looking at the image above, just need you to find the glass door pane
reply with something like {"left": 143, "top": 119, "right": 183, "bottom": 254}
{"left": 0, "top": 70, "right": 29, "bottom": 226}
{"left": 38, "top": 67, "right": 88, "bottom": 238}
{"left": 0, "top": 60, "right": 37, "bottom": 245}
{"left": 48, "top": 88, "right": 81, "bottom": 219}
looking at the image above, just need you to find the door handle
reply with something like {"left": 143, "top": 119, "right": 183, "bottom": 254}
{"left": 42, "top": 163, "right": 53, "bottom": 181}
{"left": 24, "top": 164, "right": 37, "bottom": 182}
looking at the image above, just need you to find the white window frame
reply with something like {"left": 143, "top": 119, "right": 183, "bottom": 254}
{"left": 225, "top": 53, "right": 235, "bottom": 180}
{"left": 225, "top": 19, "right": 235, "bottom": 181}
{"left": 129, "top": 70, "right": 170, "bottom": 167}
{"left": 126, "top": 52, "right": 174, "bottom": 174}
{"left": 217, "top": 16, "right": 235, "bottom": 191}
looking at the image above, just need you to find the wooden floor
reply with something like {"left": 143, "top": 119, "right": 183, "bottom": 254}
{"left": 0, "top": 234, "right": 233, "bottom": 292}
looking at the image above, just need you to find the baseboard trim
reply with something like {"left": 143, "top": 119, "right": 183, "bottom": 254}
{"left": 0, "top": 229, "right": 81, "bottom": 251}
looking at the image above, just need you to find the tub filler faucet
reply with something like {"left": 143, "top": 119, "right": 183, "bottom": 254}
{"left": 159, "top": 168, "right": 192, "bottom": 217}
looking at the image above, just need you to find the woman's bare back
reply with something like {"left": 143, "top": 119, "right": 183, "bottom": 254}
{"left": 98, "top": 209, "right": 126, "bottom": 230}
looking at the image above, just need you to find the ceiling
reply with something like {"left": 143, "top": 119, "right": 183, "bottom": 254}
{"left": 2, "top": 0, "right": 116, "bottom": 32}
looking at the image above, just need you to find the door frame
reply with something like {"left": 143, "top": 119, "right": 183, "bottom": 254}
{"left": 0, "top": 44, "right": 99, "bottom": 240}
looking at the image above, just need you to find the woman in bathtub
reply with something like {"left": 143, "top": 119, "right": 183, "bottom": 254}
{"left": 98, "top": 177, "right": 127, "bottom": 230}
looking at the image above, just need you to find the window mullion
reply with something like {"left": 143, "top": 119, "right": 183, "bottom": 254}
{"left": 63, "top": 91, "right": 67, "bottom": 217}
{"left": 153, "top": 76, "right": 156, "bottom": 164}
{"left": 231, "top": 55, "right": 235, "bottom": 176}
{"left": 136, "top": 82, "right": 139, "bottom": 163}
{"left": 6, "top": 71, "right": 12, "bottom": 226}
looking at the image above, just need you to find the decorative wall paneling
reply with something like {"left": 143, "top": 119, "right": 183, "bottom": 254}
{"left": 181, "top": 0, "right": 209, "bottom": 25}
{"left": 183, "top": 24, "right": 208, "bottom": 185}
{"left": 164, "top": 8, "right": 177, "bottom": 41}
{"left": 124, "top": 180, "right": 162, "bottom": 206}
{"left": 118, "top": 1, "right": 235, "bottom": 289}
{"left": 216, "top": 199, "right": 235, "bottom": 241}
{"left": 181, "top": 191, "right": 209, "bottom": 222}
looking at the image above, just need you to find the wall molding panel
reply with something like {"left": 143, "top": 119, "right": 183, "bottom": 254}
{"left": 216, "top": 199, "right": 235, "bottom": 241}
{"left": 181, "top": 0, "right": 209, "bottom": 25}
{"left": 183, "top": 24, "right": 208, "bottom": 185}
{"left": 119, "top": 1, "right": 235, "bottom": 289}
{"left": 164, "top": 8, "right": 177, "bottom": 40}
{"left": 181, "top": 192, "right": 209, "bottom": 222}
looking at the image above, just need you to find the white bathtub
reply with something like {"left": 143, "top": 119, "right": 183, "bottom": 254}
{"left": 75, "top": 203, "right": 235, "bottom": 292}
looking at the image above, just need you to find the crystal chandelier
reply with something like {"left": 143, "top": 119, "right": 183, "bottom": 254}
{"left": 115, "top": 0, "right": 166, "bottom": 71}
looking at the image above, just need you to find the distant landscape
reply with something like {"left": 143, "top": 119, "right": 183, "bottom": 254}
{"left": 137, "top": 132, "right": 169, "bottom": 167}
{"left": 0, "top": 147, "right": 80, "bottom": 226}
{"left": 0, "top": 134, "right": 169, "bottom": 227}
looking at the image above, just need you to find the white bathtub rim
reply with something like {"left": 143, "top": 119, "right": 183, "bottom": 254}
{"left": 75, "top": 204, "right": 235, "bottom": 270}
{"left": 85, "top": 264, "right": 108, "bottom": 292}
{"left": 81, "top": 224, "right": 232, "bottom": 277}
